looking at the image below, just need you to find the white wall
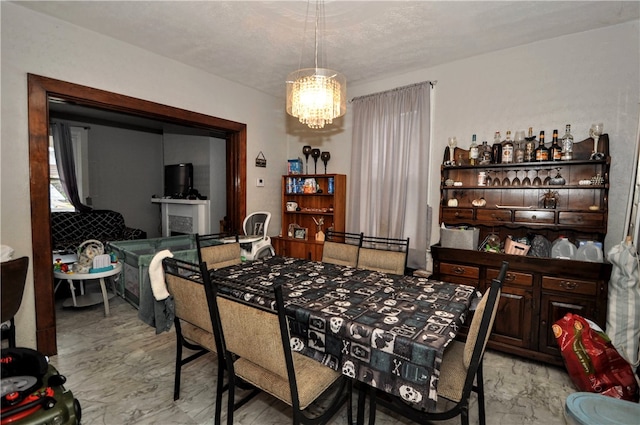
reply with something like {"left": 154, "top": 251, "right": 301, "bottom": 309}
{"left": 307, "top": 21, "right": 639, "bottom": 270}
{"left": 163, "top": 133, "right": 228, "bottom": 232}
{"left": 87, "top": 124, "right": 163, "bottom": 237}
{"left": 0, "top": 2, "right": 287, "bottom": 348}
{"left": 209, "top": 137, "right": 227, "bottom": 231}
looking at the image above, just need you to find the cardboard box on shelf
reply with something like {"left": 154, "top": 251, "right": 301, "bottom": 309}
{"left": 439, "top": 225, "right": 480, "bottom": 251}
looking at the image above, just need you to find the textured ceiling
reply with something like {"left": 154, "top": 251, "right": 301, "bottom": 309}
{"left": 15, "top": 1, "right": 640, "bottom": 99}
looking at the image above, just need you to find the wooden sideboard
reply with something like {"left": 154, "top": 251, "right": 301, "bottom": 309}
{"left": 431, "top": 134, "right": 612, "bottom": 365}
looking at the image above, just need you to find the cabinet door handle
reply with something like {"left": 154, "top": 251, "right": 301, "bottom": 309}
{"left": 454, "top": 212, "right": 461, "bottom": 218}
{"left": 452, "top": 266, "right": 465, "bottom": 275}
{"left": 531, "top": 215, "right": 537, "bottom": 220}
{"left": 560, "top": 280, "right": 578, "bottom": 290}
{"left": 505, "top": 273, "right": 516, "bottom": 282}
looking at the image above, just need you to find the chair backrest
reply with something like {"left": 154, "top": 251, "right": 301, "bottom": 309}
{"left": 217, "top": 293, "right": 289, "bottom": 378}
{"left": 243, "top": 211, "right": 271, "bottom": 241}
{"left": 196, "top": 233, "right": 241, "bottom": 270}
{"left": 162, "top": 257, "right": 216, "bottom": 340}
{"left": 463, "top": 261, "right": 508, "bottom": 372}
{"left": 1, "top": 257, "right": 29, "bottom": 323}
{"left": 322, "top": 230, "right": 363, "bottom": 267}
{"left": 357, "top": 235, "right": 410, "bottom": 275}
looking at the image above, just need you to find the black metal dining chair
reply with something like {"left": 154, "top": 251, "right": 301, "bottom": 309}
{"left": 357, "top": 235, "right": 410, "bottom": 275}
{"left": 1, "top": 256, "right": 29, "bottom": 348}
{"left": 358, "top": 260, "right": 509, "bottom": 425}
{"left": 321, "top": 230, "right": 363, "bottom": 267}
{"left": 196, "top": 233, "right": 241, "bottom": 270}
{"left": 206, "top": 276, "right": 350, "bottom": 425}
{"left": 162, "top": 258, "right": 220, "bottom": 402}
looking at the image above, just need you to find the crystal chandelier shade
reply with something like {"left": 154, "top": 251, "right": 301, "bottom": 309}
{"left": 286, "top": 1, "right": 346, "bottom": 129}
{"left": 286, "top": 68, "right": 346, "bottom": 129}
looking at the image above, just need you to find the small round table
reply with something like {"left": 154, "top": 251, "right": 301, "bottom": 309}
{"left": 53, "top": 262, "right": 122, "bottom": 316}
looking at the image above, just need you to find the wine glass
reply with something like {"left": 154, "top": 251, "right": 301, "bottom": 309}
{"left": 589, "top": 123, "right": 604, "bottom": 160}
{"left": 447, "top": 137, "right": 457, "bottom": 165}
{"left": 302, "top": 145, "right": 312, "bottom": 174}
{"left": 502, "top": 169, "right": 511, "bottom": 186}
{"left": 493, "top": 170, "right": 502, "bottom": 186}
{"left": 543, "top": 168, "right": 553, "bottom": 185}
{"left": 321, "top": 151, "right": 331, "bottom": 174}
{"left": 532, "top": 169, "right": 542, "bottom": 186}
{"left": 522, "top": 168, "right": 531, "bottom": 186}
{"left": 311, "top": 148, "right": 321, "bottom": 174}
{"left": 512, "top": 170, "right": 521, "bottom": 186}
{"left": 485, "top": 170, "right": 493, "bottom": 186}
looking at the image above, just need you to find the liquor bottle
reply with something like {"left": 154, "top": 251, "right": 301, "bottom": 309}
{"left": 491, "top": 131, "right": 502, "bottom": 164}
{"left": 501, "top": 130, "right": 514, "bottom": 164}
{"left": 550, "top": 129, "right": 562, "bottom": 161}
{"left": 514, "top": 130, "right": 525, "bottom": 163}
{"left": 479, "top": 140, "right": 493, "bottom": 165}
{"left": 560, "top": 124, "right": 574, "bottom": 161}
{"left": 469, "top": 134, "right": 479, "bottom": 166}
{"left": 534, "top": 131, "right": 549, "bottom": 161}
{"left": 524, "top": 127, "right": 536, "bottom": 162}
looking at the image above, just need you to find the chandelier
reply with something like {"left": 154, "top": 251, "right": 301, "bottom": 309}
{"left": 286, "top": 1, "right": 346, "bottom": 129}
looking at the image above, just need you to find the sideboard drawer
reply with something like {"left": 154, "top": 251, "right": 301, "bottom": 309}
{"left": 439, "top": 262, "right": 480, "bottom": 280}
{"left": 487, "top": 268, "right": 533, "bottom": 287}
{"left": 542, "top": 276, "right": 596, "bottom": 296}
{"left": 514, "top": 210, "right": 555, "bottom": 224}
{"left": 441, "top": 208, "right": 474, "bottom": 222}
{"left": 476, "top": 209, "right": 512, "bottom": 222}
{"left": 558, "top": 212, "right": 605, "bottom": 228}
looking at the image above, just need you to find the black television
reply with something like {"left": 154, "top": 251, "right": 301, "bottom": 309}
{"left": 164, "top": 163, "right": 193, "bottom": 198}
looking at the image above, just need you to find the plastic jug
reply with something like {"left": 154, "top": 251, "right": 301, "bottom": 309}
{"left": 575, "top": 241, "right": 603, "bottom": 263}
{"left": 551, "top": 237, "right": 576, "bottom": 260}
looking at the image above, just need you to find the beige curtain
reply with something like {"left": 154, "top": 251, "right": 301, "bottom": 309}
{"left": 348, "top": 82, "right": 432, "bottom": 270}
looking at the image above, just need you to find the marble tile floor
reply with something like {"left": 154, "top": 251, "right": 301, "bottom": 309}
{"left": 50, "top": 294, "right": 578, "bottom": 425}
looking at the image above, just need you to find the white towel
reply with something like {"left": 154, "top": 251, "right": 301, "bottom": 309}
{"left": 148, "top": 249, "right": 174, "bottom": 301}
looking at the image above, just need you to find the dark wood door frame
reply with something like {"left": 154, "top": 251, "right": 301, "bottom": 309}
{"left": 28, "top": 74, "right": 247, "bottom": 355}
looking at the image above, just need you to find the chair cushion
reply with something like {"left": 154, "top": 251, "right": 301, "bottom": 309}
{"left": 357, "top": 248, "right": 406, "bottom": 275}
{"left": 322, "top": 241, "right": 359, "bottom": 267}
{"left": 181, "top": 321, "right": 217, "bottom": 354}
{"left": 437, "top": 341, "right": 466, "bottom": 403}
{"left": 235, "top": 352, "right": 341, "bottom": 410}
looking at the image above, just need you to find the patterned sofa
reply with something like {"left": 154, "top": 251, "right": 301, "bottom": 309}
{"left": 51, "top": 210, "right": 146, "bottom": 253}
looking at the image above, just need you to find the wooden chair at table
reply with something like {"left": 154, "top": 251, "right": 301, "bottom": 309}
{"left": 196, "top": 233, "right": 241, "bottom": 270}
{"left": 206, "top": 275, "right": 350, "bottom": 425}
{"left": 356, "top": 235, "right": 410, "bottom": 275}
{"left": 1, "top": 256, "right": 29, "bottom": 348}
{"left": 321, "top": 230, "right": 363, "bottom": 267}
{"left": 358, "top": 260, "right": 509, "bottom": 425}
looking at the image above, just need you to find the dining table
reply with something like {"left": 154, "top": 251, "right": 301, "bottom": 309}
{"left": 208, "top": 255, "right": 477, "bottom": 412}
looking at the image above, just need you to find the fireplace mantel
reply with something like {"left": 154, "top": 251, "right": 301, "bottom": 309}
{"left": 151, "top": 198, "right": 211, "bottom": 236}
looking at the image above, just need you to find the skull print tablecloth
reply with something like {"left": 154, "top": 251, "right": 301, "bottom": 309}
{"left": 209, "top": 256, "right": 476, "bottom": 412}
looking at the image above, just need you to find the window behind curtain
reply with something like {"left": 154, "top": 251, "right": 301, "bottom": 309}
{"left": 348, "top": 82, "right": 432, "bottom": 270}
{"left": 49, "top": 126, "right": 89, "bottom": 211}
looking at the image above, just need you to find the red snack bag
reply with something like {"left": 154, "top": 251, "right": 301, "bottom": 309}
{"left": 552, "top": 312, "right": 638, "bottom": 401}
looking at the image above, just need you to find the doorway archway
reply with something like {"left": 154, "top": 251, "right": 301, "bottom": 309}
{"left": 28, "top": 74, "right": 247, "bottom": 355}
